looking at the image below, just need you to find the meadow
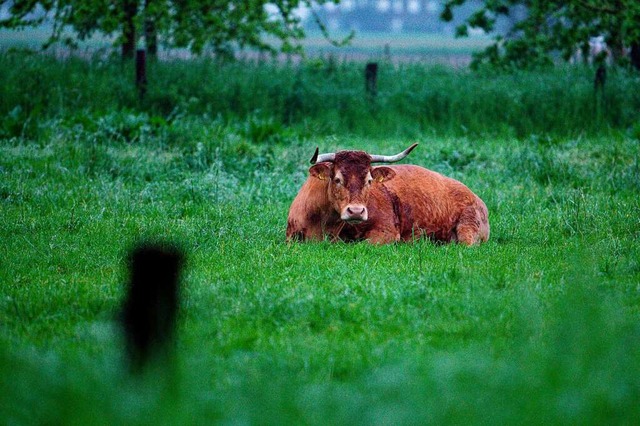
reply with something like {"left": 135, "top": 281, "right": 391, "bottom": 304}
{"left": 1, "top": 50, "right": 640, "bottom": 424}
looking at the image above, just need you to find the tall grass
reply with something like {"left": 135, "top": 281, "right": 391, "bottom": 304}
{"left": 1, "top": 50, "right": 640, "bottom": 423}
{"left": 2, "top": 50, "right": 640, "bottom": 140}
{"left": 2, "top": 120, "right": 640, "bottom": 423}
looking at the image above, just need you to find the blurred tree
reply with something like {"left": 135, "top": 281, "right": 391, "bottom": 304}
{"left": 441, "top": 0, "right": 640, "bottom": 70}
{"left": 0, "top": 0, "right": 350, "bottom": 59}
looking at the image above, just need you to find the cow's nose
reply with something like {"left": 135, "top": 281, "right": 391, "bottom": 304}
{"left": 342, "top": 205, "right": 368, "bottom": 222}
{"left": 347, "top": 206, "right": 365, "bottom": 215}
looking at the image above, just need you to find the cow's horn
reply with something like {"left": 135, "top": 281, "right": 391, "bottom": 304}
{"left": 310, "top": 147, "right": 336, "bottom": 164}
{"left": 370, "top": 143, "right": 418, "bottom": 163}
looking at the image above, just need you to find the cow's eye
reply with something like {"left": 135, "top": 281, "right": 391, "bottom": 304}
{"left": 367, "top": 178, "right": 373, "bottom": 185}
{"left": 334, "top": 177, "right": 342, "bottom": 185}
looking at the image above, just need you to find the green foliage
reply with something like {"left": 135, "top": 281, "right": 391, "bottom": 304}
{"left": 0, "top": 0, "right": 343, "bottom": 57}
{"left": 442, "top": 0, "right": 640, "bottom": 70}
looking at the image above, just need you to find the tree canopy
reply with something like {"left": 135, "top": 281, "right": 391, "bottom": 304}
{"left": 441, "top": 0, "right": 640, "bottom": 70}
{"left": 0, "top": 0, "right": 347, "bottom": 58}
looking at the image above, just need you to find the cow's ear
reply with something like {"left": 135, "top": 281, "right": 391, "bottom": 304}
{"left": 309, "top": 163, "right": 332, "bottom": 181}
{"left": 371, "top": 166, "right": 396, "bottom": 183}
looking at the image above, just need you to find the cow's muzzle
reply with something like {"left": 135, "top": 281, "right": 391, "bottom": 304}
{"left": 342, "top": 205, "right": 368, "bottom": 223}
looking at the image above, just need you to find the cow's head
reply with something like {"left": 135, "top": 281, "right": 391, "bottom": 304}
{"left": 308, "top": 143, "right": 418, "bottom": 223}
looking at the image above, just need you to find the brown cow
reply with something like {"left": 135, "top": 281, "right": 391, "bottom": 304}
{"left": 286, "top": 144, "right": 489, "bottom": 245}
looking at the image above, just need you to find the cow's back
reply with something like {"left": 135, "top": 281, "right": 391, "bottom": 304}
{"left": 377, "top": 165, "right": 488, "bottom": 242}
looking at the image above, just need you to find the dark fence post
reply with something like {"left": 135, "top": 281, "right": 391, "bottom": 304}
{"left": 630, "top": 43, "right": 640, "bottom": 71}
{"left": 594, "top": 64, "right": 606, "bottom": 121}
{"left": 122, "top": 243, "right": 183, "bottom": 373}
{"left": 136, "top": 49, "right": 147, "bottom": 100}
{"left": 365, "top": 62, "right": 378, "bottom": 98}
{"left": 594, "top": 64, "right": 606, "bottom": 93}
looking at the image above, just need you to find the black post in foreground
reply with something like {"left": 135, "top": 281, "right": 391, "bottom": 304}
{"left": 122, "top": 243, "right": 183, "bottom": 373}
{"left": 365, "top": 62, "right": 378, "bottom": 98}
{"left": 136, "top": 49, "right": 147, "bottom": 100}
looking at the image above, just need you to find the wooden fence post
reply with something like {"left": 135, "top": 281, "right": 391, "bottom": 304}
{"left": 365, "top": 62, "right": 378, "bottom": 98}
{"left": 594, "top": 64, "right": 606, "bottom": 93}
{"left": 631, "top": 43, "right": 640, "bottom": 71}
{"left": 594, "top": 64, "right": 606, "bottom": 121}
{"left": 136, "top": 49, "right": 147, "bottom": 100}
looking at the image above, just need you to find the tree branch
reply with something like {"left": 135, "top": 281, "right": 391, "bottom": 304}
{"left": 309, "top": 8, "right": 354, "bottom": 48}
{"left": 575, "top": 0, "right": 620, "bottom": 15}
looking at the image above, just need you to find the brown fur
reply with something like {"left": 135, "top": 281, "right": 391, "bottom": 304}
{"left": 286, "top": 150, "right": 489, "bottom": 245}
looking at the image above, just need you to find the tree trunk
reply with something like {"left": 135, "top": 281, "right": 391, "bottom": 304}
{"left": 144, "top": 0, "right": 157, "bottom": 57}
{"left": 607, "top": 27, "right": 625, "bottom": 65}
{"left": 122, "top": 0, "right": 137, "bottom": 59}
{"left": 144, "top": 21, "right": 157, "bottom": 57}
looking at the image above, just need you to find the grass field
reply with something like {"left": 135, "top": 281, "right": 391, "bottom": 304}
{"left": 1, "top": 50, "right": 640, "bottom": 424}
{"left": 3, "top": 51, "right": 640, "bottom": 139}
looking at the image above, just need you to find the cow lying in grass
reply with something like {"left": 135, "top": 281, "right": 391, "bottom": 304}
{"left": 286, "top": 144, "right": 489, "bottom": 245}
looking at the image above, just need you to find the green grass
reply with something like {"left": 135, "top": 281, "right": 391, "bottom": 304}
{"left": 2, "top": 50, "right": 640, "bottom": 141}
{"left": 1, "top": 105, "right": 639, "bottom": 423}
